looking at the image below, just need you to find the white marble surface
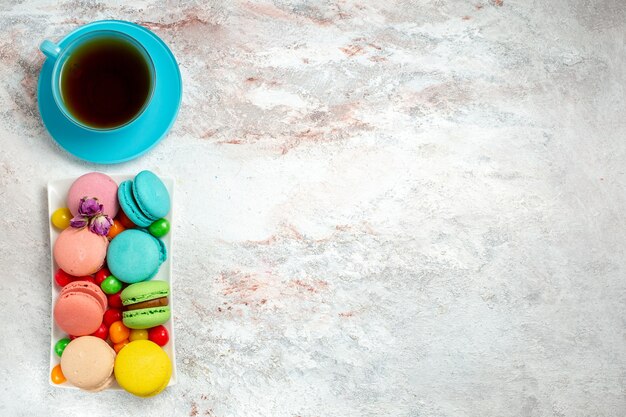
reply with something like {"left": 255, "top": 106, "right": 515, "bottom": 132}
{"left": 1, "top": 0, "right": 625, "bottom": 416}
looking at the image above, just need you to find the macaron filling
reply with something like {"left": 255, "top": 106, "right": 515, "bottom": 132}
{"left": 125, "top": 296, "right": 168, "bottom": 311}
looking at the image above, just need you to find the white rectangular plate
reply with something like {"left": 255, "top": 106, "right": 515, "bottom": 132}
{"left": 48, "top": 175, "right": 177, "bottom": 390}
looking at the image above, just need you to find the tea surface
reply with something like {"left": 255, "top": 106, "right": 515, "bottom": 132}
{"left": 60, "top": 37, "right": 152, "bottom": 129}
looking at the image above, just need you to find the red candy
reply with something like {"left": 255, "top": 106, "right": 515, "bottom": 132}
{"left": 94, "top": 267, "right": 111, "bottom": 285}
{"left": 116, "top": 210, "right": 136, "bottom": 229}
{"left": 91, "top": 323, "right": 109, "bottom": 340}
{"left": 69, "top": 335, "right": 77, "bottom": 340}
{"left": 103, "top": 308, "right": 122, "bottom": 327}
{"left": 148, "top": 325, "right": 169, "bottom": 346}
{"left": 54, "top": 269, "right": 74, "bottom": 287}
{"left": 54, "top": 270, "right": 96, "bottom": 286}
{"left": 107, "top": 292, "right": 123, "bottom": 309}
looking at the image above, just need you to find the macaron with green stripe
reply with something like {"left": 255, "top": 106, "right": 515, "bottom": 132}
{"left": 120, "top": 281, "right": 170, "bottom": 329}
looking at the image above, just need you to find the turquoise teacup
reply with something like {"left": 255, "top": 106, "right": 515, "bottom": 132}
{"left": 40, "top": 30, "right": 155, "bottom": 131}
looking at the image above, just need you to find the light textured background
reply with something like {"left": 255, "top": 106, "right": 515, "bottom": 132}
{"left": 0, "top": 0, "right": 625, "bottom": 416}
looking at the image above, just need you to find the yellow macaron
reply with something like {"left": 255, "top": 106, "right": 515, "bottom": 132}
{"left": 114, "top": 340, "right": 172, "bottom": 397}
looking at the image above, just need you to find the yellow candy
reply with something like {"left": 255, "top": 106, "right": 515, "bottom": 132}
{"left": 51, "top": 364, "right": 66, "bottom": 384}
{"left": 129, "top": 329, "right": 149, "bottom": 341}
{"left": 51, "top": 208, "right": 72, "bottom": 230}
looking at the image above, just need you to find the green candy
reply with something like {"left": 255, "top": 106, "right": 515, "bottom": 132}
{"left": 148, "top": 218, "right": 170, "bottom": 238}
{"left": 101, "top": 275, "right": 123, "bottom": 294}
{"left": 54, "top": 338, "right": 70, "bottom": 357}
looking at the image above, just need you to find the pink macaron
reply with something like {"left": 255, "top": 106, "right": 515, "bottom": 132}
{"left": 54, "top": 281, "right": 108, "bottom": 336}
{"left": 53, "top": 227, "right": 108, "bottom": 276}
{"left": 67, "top": 172, "right": 119, "bottom": 218}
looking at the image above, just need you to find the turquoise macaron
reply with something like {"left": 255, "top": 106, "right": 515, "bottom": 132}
{"left": 107, "top": 229, "right": 166, "bottom": 283}
{"left": 118, "top": 170, "right": 170, "bottom": 228}
{"left": 118, "top": 180, "right": 153, "bottom": 227}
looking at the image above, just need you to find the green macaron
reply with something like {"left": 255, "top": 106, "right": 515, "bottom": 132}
{"left": 120, "top": 281, "right": 171, "bottom": 329}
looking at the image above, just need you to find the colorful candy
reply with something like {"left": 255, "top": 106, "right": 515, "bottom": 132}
{"left": 103, "top": 308, "right": 122, "bottom": 327}
{"left": 116, "top": 210, "right": 136, "bottom": 229}
{"left": 107, "top": 292, "right": 124, "bottom": 309}
{"left": 148, "top": 218, "right": 170, "bottom": 238}
{"left": 129, "top": 329, "right": 149, "bottom": 341}
{"left": 109, "top": 321, "right": 130, "bottom": 344}
{"left": 94, "top": 267, "right": 110, "bottom": 285}
{"left": 107, "top": 220, "right": 126, "bottom": 239}
{"left": 55, "top": 270, "right": 97, "bottom": 286}
{"left": 101, "top": 275, "right": 123, "bottom": 294}
{"left": 51, "top": 208, "right": 72, "bottom": 230}
{"left": 54, "top": 338, "right": 71, "bottom": 357}
{"left": 51, "top": 364, "right": 66, "bottom": 384}
{"left": 148, "top": 325, "right": 169, "bottom": 347}
{"left": 113, "top": 339, "right": 130, "bottom": 353}
{"left": 54, "top": 269, "right": 75, "bottom": 287}
{"left": 91, "top": 323, "right": 109, "bottom": 340}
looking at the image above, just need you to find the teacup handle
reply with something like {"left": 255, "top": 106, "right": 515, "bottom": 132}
{"left": 40, "top": 40, "right": 61, "bottom": 60}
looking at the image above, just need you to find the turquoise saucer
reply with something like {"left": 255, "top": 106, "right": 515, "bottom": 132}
{"left": 37, "top": 20, "right": 182, "bottom": 164}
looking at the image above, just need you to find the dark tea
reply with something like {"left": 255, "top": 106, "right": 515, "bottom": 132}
{"left": 60, "top": 36, "right": 152, "bottom": 129}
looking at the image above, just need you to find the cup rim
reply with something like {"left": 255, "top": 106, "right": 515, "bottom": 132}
{"left": 50, "top": 29, "right": 156, "bottom": 132}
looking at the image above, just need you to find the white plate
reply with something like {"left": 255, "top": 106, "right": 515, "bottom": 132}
{"left": 47, "top": 175, "right": 177, "bottom": 390}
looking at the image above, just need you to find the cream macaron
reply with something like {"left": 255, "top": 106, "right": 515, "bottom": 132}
{"left": 60, "top": 336, "right": 116, "bottom": 391}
